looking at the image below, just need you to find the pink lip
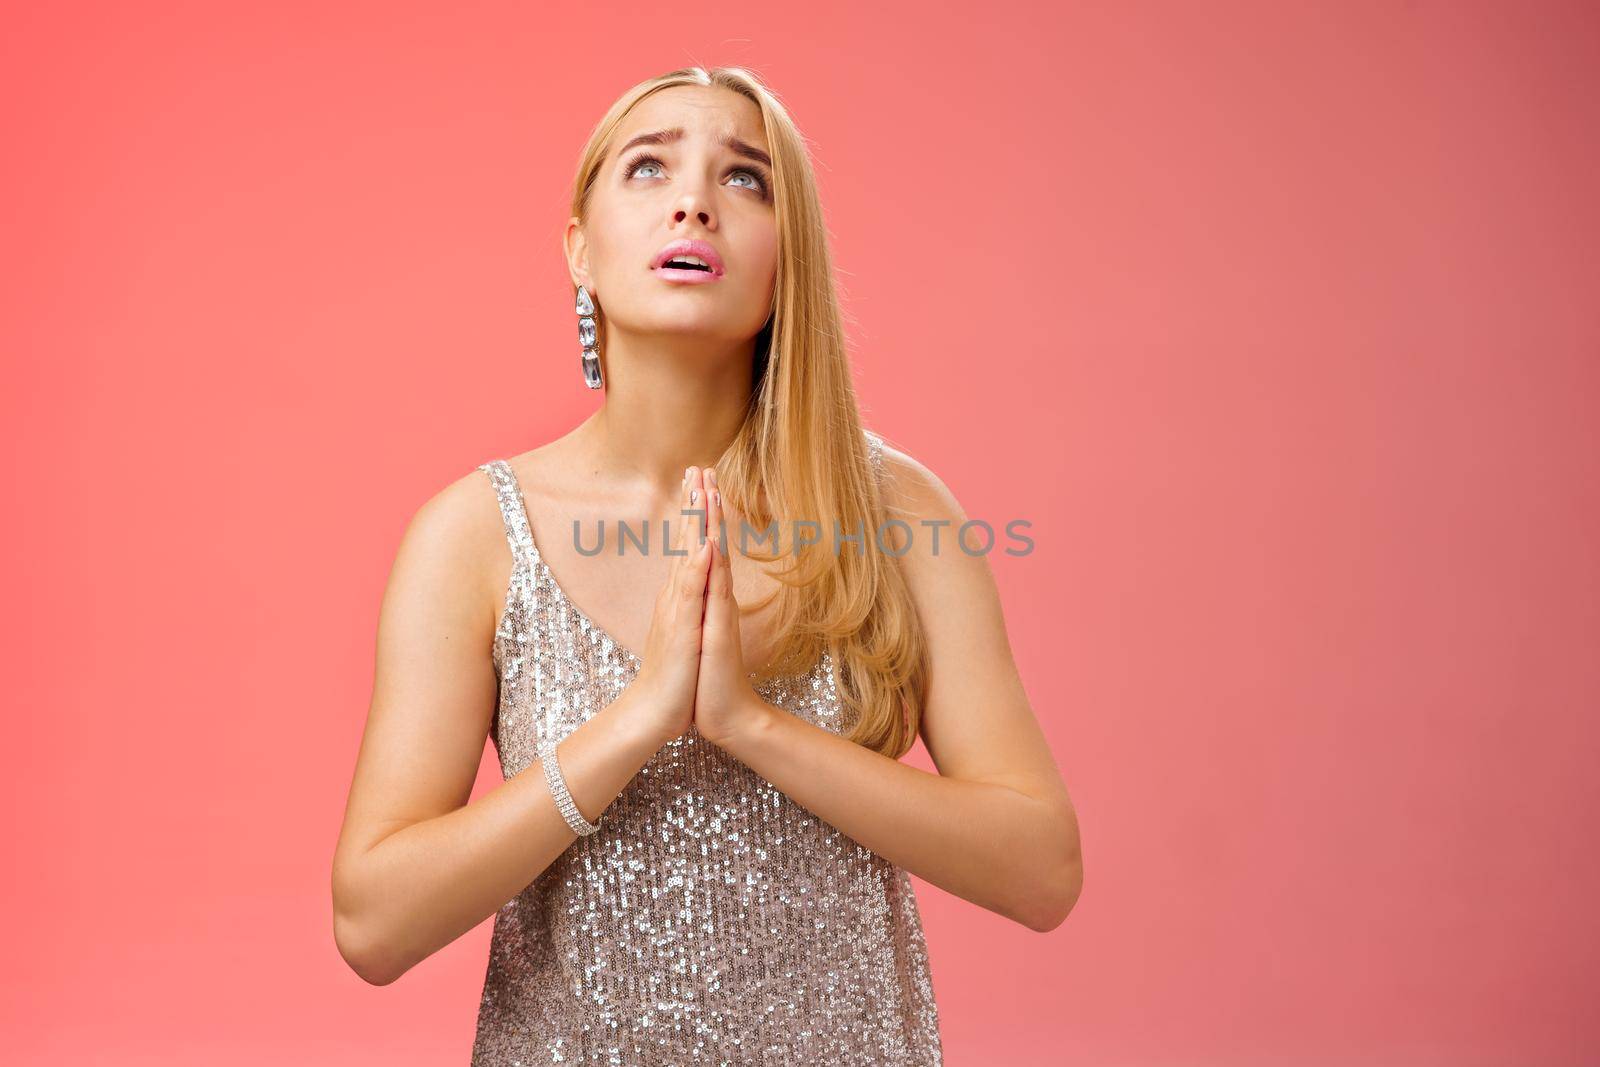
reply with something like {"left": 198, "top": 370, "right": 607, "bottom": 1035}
{"left": 650, "top": 238, "right": 726, "bottom": 283}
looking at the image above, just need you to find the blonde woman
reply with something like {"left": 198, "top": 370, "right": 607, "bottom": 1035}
{"left": 332, "top": 66, "right": 1083, "bottom": 1065}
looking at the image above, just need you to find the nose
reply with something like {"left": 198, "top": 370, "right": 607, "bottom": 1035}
{"left": 671, "top": 176, "right": 717, "bottom": 230}
{"left": 673, "top": 202, "right": 714, "bottom": 228}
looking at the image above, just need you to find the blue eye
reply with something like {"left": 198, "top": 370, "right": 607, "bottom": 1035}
{"left": 622, "top": 152, "right": 769, "bottom": 198}
{"left": 624, "top": 155, "right": 665, "bottom": 180}
{"left": 727, "top": 170, "right": 766, "bottom": 194}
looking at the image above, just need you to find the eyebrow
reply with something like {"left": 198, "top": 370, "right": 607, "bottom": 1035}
{"left": 615, "top": 128, "right": 773, "bottom": 170}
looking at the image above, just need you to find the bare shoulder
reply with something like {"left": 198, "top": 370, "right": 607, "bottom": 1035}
{"left": 873, "top": 438, "right": 975, "bottom": 567}
{"left": 877, "top": 439, "right": 963, "bottom": 516}
{"left": 403, "top": 427, "right": 579, "bottom": 570}
{"left": 402, "top": 463, "right": 506, "bottom": 566}
{"left": 383, "top": 461, "right": 516, "bottom": 637}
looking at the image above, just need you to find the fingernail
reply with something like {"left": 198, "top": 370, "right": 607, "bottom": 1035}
{"left": 707, "top": 467, "right": 717, "bottom": 485}
{"left": 711, "top": 489, "right": 720, "bottom": 507}
{"left": 690, "top": 489, "right": 699, "bottom": 505}
{"left": 684, "top": 466, "right": 692, "bottom": 483}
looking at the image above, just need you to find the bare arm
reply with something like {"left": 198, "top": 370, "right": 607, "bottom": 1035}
{"left": 714, "top": 446, "right": 1084, "bottom": 932}
{"left": 330, "top": 469, "right": 710, "bottom": 985}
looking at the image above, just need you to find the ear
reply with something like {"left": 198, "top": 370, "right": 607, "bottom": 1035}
{"left": 564, "top": 216, "right": 593, "bottom": 292}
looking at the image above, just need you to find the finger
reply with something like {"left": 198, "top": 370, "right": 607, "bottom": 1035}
{"left": 680, "top": 537, "right": 712, "bottom": 611}
{"left": 689, "top": 468, "right": 708, "bottom": 547}
{"left": 703, "top": 538, "right": 742, "bottom": 668}
{"left": 703, "top": 503, "right": 734, "bottom": 651}
{"left": 681, "top": 465, "right": 710, "bottom": 604}
{"left": 707, "top": 468, "right": 733, "bottom": 588}
{"left": 704, "top": 466, "right": 723, "bottom": 559}
{"left": 679, "top": 467, "right": 697, "bottom": 550}
{"left": 660, "top": 469, "right": 696, "bottom": 629}
{"left": 705, "top": 535, "right": 728, "bottom": 621}
{"left": 701, "top": 467, "right": 723, "bottom": 617}
{"left": 690, "top": 467, "right": 710, "bottom": 545}
{"left": 673, "top": 466, "right": 700, "bottom": 569}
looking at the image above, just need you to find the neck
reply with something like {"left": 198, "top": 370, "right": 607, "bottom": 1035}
{"left": 577, "top": 327, "right": 759, "bottom": 493}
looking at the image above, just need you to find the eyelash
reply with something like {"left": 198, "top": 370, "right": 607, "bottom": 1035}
{"left": 622, "top": 152, "right": 770, "bottom": 197}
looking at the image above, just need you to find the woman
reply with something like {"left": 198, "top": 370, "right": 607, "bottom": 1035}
{"left": 332, "top": 66, "right": 1083, "bottom": 1065}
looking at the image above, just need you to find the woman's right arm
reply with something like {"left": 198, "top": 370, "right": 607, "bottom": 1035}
{"left": 330, "top": 468, "right": 711, "bottom": 986}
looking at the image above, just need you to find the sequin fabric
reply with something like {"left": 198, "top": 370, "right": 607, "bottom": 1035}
{"left": 469, "top": 429, "right": 942, "bottom": 1066}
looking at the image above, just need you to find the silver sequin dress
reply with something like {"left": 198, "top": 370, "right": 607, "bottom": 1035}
{"left": 470, "top": 430, "right": 943, "bottom": 1066}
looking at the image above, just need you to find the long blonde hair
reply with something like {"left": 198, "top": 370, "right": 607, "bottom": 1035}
{"left": 568, "top": 66, "right": 927, "bottom": 759}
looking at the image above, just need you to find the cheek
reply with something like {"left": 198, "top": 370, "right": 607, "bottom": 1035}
{"left": 579, "top": 198, "right": 646, "bottom": 292}
{"left": 746, "top": 226, "right": 780, "bottom": 293}
{"left": 585, "top": 226, "right": 631, "bottom": 292}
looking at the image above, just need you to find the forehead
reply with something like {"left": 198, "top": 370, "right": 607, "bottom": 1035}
{"left": 612, "top": 85, "right": 767, "bottom": 153}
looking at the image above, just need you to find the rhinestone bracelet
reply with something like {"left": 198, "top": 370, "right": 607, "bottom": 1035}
{"left": 540, "top": 743, "right": 602, "bottom": 837}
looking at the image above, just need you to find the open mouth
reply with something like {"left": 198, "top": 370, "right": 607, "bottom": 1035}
{"left": 651, "top": 240, "right": 725, "bottom": 278}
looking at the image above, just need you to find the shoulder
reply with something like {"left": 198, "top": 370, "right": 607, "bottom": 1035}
{"left": 403, "top": 462, "right": 507, "bottom": 559}
{"left": 382, "top": 462, "right": 516, "bottom": 626}
{"left": 872, "top": 435, "right": 969, "bottom": 535}
{"left": 868, "top": 435, "right": 1000, "bottom": 611}
{"left": 406, "top": 435, "right": 570, "bottom": 554}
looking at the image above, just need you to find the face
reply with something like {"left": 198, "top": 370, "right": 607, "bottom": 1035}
{"left": 568, "top": 85, "right": 779, "bottom": 348}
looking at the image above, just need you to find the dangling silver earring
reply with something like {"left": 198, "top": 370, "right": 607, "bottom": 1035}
{"left": 576, "top": 285, "right": 602, "bottom": 390}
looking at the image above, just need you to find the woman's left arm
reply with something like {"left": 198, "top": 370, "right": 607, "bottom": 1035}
{"left": 700, "top": 450, "right": 1084, "bottom": 933}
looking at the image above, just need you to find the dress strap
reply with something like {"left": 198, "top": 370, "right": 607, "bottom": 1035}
{"left": 477, "top": 460, "right": 539, "bottom": 569}
{"left": 863, "top": 428, "right": 886, "bottom": 482}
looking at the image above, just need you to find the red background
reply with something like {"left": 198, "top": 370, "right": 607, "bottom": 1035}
{"left": 5, "top": 2, "right": 1598, "bottom": 1063}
